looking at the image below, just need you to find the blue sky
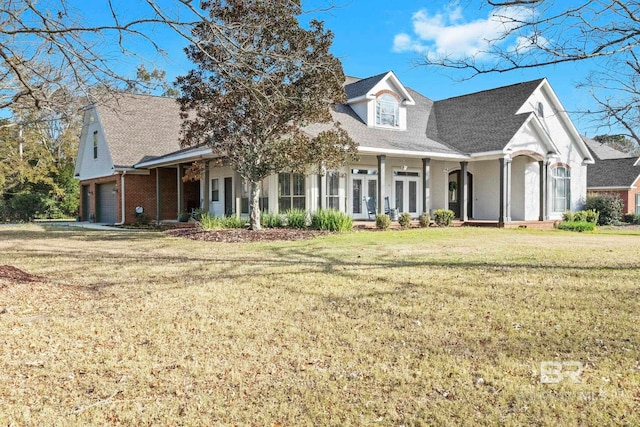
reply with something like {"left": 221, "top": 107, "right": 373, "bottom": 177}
{"left": 79, "top": 0, "right": 598, "bottom": 135}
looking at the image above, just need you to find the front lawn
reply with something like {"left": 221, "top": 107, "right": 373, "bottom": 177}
{"left": 0, "top": 225, "right": 638, "bottom": 426}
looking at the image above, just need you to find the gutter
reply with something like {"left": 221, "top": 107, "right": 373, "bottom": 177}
{"left": 114, "top": 171, "right": 127, "bottom": 225}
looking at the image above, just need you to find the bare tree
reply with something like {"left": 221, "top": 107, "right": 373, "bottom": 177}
{"left": 418, "top": 0, "right": 640, "bottom": 143}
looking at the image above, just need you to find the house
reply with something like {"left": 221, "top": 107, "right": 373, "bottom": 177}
{"left": 584, "top": 136, "right": 640, "bottom": 214}
{"left": 74, "top": 71, "right": 594, "bottom": 225}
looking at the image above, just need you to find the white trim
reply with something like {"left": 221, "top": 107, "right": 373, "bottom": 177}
{"left": 135, "top": 147, "right": 214, "bottom": 168}
{"left": 634, "top": 158, "right": 640, "bottom": 166}
{"left": 587, "top": 186, "right": 635, "bottom": 191}
{"left": 357, "top": 146, "right": 467, "bottom": 160}
{"left": 504, "top": 114, "right": 561, "bottom": 156}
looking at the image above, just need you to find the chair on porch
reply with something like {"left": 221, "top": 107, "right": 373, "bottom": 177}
{"left": 364, "top": 197, "right": 377, "bottom": 220}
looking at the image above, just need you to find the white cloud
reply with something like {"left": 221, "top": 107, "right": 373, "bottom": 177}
{"left": 392, "top": 6, "right": 533, "bottom": 59}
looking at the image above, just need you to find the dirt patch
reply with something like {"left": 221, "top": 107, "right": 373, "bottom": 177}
{"left": 0, "top": 265, "right": 42, "bottom": 289}
{"left": 165, "top": 227, "right": 330, "bottom": 243}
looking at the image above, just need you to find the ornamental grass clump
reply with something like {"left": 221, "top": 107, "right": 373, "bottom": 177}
{"left": 284, "top": 209, "right": 308, "bottom": 229}
{"left": 261, "top": 212, "right": 284, "bottom": 228}
{"left": 310, "top": 209, "right": 353, "bottom": 232}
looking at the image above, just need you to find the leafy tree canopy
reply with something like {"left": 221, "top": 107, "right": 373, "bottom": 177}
{"left": 177, "top": 0, "right": 358, "bottom": 230}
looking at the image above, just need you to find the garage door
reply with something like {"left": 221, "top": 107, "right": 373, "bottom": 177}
{"left": 96, "top": 183, "right": 117, "bottom": 224}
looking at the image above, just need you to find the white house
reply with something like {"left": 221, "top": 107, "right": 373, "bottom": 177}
{"left": 75, "top": 71, "right": 594, "bottom": 225}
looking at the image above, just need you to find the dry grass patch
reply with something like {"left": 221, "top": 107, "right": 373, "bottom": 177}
{"left": 0, "top": 224, "right": 639, "bottom": 426}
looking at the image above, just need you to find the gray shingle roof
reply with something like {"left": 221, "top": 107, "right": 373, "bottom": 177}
{"left": 305, "top": 87, "right": 461, "bottom": 156}
{"left": 96, "top": 93, "right": 183, "bottom": 168}
{"left": 432, "top": 79, "right": 544, "bottom": 153}
{"left": 344, "top": 72, "right": 388, "bottom": 100}
{"left": 582, "top": 135, "right": 631, "bottom": 160}
{"left": 587, "top": 156, "right": 640, "bottom": 187}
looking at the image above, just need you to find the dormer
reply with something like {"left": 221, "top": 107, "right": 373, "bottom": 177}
{"left": 345, "top": 71, "right": 415, "bottom": 131}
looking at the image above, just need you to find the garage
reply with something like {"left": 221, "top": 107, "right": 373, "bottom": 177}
{"left": 96, "top": 182, "right": 117, "bottom": 223}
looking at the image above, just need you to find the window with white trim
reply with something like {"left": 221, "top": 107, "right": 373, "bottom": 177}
{"left": 93, "top": 131, "right": 98, "bottom": 159}
{"left": 278, "top": 172, "right": 305, "bottom": 211}
{"left": 211, "top": 178, "right": 219, "bottom": 202}
{"left": 636, "top": 193, "right": 640, "bottom": 213}
{"left": 552, "top": 166, "right": 571, "bottom": 212}
{"left": 325, "top": 171, "right": 340, "bottom": 210}
{"left": 376, "top": 93, "right": 399, "bottom": 127}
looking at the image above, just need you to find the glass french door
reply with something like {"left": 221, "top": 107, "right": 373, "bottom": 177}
{"left": 351, "top": 175, "right": 378, "bottom": 220}
{"left": 393, "top": 176, "right": 419, "bottom": 216}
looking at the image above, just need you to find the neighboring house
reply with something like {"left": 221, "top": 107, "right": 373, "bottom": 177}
{"left": 584, "top": 136, "right": 640, "bottom": 214}
{"left": 74, "top": 71, "right": 594, "bottom": 225}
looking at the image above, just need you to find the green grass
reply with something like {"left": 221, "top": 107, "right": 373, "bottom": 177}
{"left": 0, "top": 225, "right": 639, "bottom": 426}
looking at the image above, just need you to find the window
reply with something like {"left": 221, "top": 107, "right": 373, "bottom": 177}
{"left": 211, "top": 178, "right": 219, "bottom": 202}
{"left": 537, "top": 102, "right": 544, "bottom": 118}
{"left": 636, "top": 194, "right": 640, "bottom": 213}
{"left": 326, "top": 171, "right": 340, "bottom": 210}
{"left": 278, "top": 173, "right": 305, "bottom": 211}
{"left": 376, "top": 93, "right": 399, "bottom": 127}
{"left": 552, "top": 166, "right": 571, "bottom": 212}
{"left": 93, "top": 131, "right": 98, "bottom": 159}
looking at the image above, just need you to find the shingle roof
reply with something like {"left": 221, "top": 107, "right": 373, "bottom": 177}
{"left": 432, "top": 79, "right": 545, "bottom": 153}
{"left": 344, "top": 72, "right": 388, "bottom": 100}
{"left": 95, "top": 93, "right": 183, "bottom": 168}
{"left": 587, "top": 156, "right": 640, "bottom": 187}
{"left": 304, "top": 87, "right": 461, "bottom": 156}
{"left": 582, "top": 135, "right": 631, "bottom": 160}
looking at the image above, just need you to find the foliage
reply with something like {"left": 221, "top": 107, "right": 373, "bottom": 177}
{"left": 556, "top": 221, "right": 596, "bottom": 232}
{"left": 284, "top": 209, "right": 308, "bottom": 229}
{"left": 418, "top": 1, "right": 640, "bottom": 143}
{"left": 398, "top": 212, "right": 412, "bottom": 228}
{"left": 375, "top": 213, "right": 390, "bottom": 230}
{"left": 261, "top": 212, "right": 284, "bottom": 228}
{"left": 585, "top": 193, "right": 624, "bottom": 225}
{"left": 134, "top": 212, "right": 151, "bottom": 226}
{"left": 565, "top": 209, "right": 599, "bottom": 224}
{"left": 623, "top": 213, "right": 640, "bottom": 224}
{"left": 418, "top": 213, "right": 431, "bottom": 228}
{"left": 199, "top": 213, "right": 248, "bottom": 230}
{"left": 176, "top": 1, "right": 357, "bottom": 230}
{"left": 310, "top": 209, "right": 353, "bottom": 232}
{"left": 594, "top": 134, "right": 640, "bottom": 157}
{"left": 4, "top": 192, "right": 47, "bottom": 222}
{"left": 433, "top": 209, "right": 454, "bottom": 227}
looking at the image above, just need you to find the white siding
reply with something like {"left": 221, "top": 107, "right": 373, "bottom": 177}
{"left": 76, "top": 109, "right": 116, "bottom": 180}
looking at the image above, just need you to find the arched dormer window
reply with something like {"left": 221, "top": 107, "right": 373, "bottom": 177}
{"left": 376, "top": 93, "right": 399, "bottom": 127}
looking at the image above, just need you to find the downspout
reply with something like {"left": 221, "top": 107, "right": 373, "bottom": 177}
{"left": 114, "top": 171, "right": 127, "bottom": 225}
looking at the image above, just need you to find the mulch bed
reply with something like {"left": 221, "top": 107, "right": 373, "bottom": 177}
{"left": 165, "top": 228, "right": 330, "bottom": 243}
{"left": 0, "top": 265, "right": 41, "bottom": 289}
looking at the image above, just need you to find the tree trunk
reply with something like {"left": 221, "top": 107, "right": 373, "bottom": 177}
{"left": 248, "top": 180, "right": 262, "bottom": 231}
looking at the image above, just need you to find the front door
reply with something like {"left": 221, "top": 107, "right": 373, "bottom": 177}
{"left": 393, "top": 173, "right": 419, "bottom": 216}
{"left": 351, "top": 175, "right": 378, "bottom": 220}
{"left": 224, "top": 177, "right": 233, "bottom": 216}
{"left": 448, "top": 171, "right": 473, "bottom": 219}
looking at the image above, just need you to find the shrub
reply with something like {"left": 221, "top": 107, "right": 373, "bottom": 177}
{"left": 398, "top": 212, "right": 412, "bottom": 228}
{"left": 584, "top": 209, "right": 599, "bottom": 224}
{"left": 261, "top": 212, "right": 284, "bottom": 228}
{"left": 556, "top": 221, "right": 596, "bottom": 232}
{"left": 284, "top": 208, "right": 307, "bottom": 228}
{"left": 418, "top": 213, "right": 430, "bottom": 228}
{"left": 198, "top": 213, "right": 223, "bottom": 230}
{"left": 311, "top": 209, "right": 353, "bottom": 232}
{"left": 375, "top": 213, "right": 390, "bottom": 230}
{"left": 623, "top": 213, "right": 640, "bottom": 224}
{"left": 585, "top": 193, "right": 623, "bottom": 225}
{"left": 562, "top": 211, "right": 575, "bottom": 222}
{"left": 572, "top": 210, "right": 587, "bottom": 222}
{"left": 134, "top": 212, "right": 151, "bottom": 226}
{"left": 7, "top": 192, "right": 47, "bottom": 222}
{"left": 433, "top": 209, "right": 454, "bottom": 227}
